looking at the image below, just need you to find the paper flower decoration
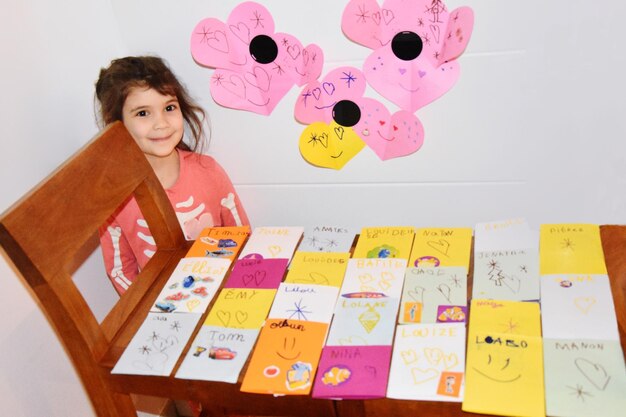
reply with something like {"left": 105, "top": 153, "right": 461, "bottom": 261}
{"left": 342, "top": 0, "right": 474, "bottom": 112}
{"left": 295, "top": 66, "right": 424, "bottom": 169}
{"left": 191, "top": 1, "right": 323, "bottom": 115}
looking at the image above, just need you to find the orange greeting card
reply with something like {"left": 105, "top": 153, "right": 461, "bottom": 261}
{"left": 186, "top": 226, "right": 251, "bottom": 260}
{"left": 240, "top": 319, "right": 329, "bottom": 395}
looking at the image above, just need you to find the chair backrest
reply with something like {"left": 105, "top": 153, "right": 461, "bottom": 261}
{"left": 0, "top": 122, "right": 187, "bottom": 416}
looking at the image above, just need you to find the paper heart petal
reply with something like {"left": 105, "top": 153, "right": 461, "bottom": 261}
{"left": 354, "top": 98, "right": 424, "bottom": 160}
{"left": 192, "top": 2, "right": 323, "bottom": 116}
{"left": 299, "top": 121, "right": 365, "bottom": 170}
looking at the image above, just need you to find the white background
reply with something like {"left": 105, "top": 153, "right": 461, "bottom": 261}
{"left": 1, "top": 1, "right": 625, "bottom": 415}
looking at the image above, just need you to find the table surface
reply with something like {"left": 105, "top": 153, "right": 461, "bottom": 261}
{"left": 102, "top": 225, "right": 626, "bottom": 417}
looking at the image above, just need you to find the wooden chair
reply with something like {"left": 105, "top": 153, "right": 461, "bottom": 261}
{"left": 0, "top": 122, "right": 336, "bottom": 417}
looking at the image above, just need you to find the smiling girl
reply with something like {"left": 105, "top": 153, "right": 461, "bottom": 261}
{"left": 95, "top": 56, "right": 249, "bottom": 294}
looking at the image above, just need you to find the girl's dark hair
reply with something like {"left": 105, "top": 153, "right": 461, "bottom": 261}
{"left": 95, "top": 56, "right": 208, "bottom": 152}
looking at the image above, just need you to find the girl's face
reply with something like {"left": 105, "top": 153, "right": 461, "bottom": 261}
{"left": 122, "top": 86, "right": 184, "bottom": 162}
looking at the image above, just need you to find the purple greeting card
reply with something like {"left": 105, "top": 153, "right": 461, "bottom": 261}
{"left": 312, "top": 345, "right": 392, "bottom": 399}
{"left": 224, "top": 258, "right": 288, "bottom": 289}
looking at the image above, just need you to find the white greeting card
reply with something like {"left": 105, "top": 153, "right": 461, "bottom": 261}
{"left": 176, "top": 325, "right": 260, "bottom": 383}
{"left": 472, "top": 248, "right": 539, "bottom": 301}
{"left": 112, "top": 312, "right": 201, "bottom": 376}
{"left": 541, "top": 274, "right": 619, "bottom": 340}
{"left": 387, "top": 323, "right": 466, "bottom": 402}
{"left": 340, "top": 258, "right": 407, "bottom": 298}
{"left": 268, "top": 283, "right": 339, "bottom": 324}
{"left": 238, "top": 226, "right": 304, "bottom": 260}
{"left": 151, "top": 257, "right": 230, "bottom": 314}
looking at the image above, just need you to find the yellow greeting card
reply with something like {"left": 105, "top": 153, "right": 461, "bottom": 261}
{"left": 468, "top": 299, "right": 542, "bottom": 337}
{"left": 204, "top": 288, "right": 276, "bottom": 329}
{"left": 240, "top": 319, "right": 329, "bottom": 395}
{"left": 463, "top": 333, "right": 545, "bottom": 417}
{"left": 284, "top": 252, "right": 350, "bottom": 288}
{"left": 186, "top": 226, "right": 251, "bottom": 260}
{"left": 409, "top": 227, "right": 473, "bottom": 268}
{"left": 353, "top": 226, "right": 415, "bottom": 260}
{"left": 539, "top": 224, "right": 607, "bottom": 275}
{"left": 463, "top": 299, "right": 544, "bottom": 417}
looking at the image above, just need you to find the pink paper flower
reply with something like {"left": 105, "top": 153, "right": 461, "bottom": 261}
{"left": 295, "top": 66, "right": 424, "bottom": 168}
{"left": 191, "top": 1, "right": 323, "bottom": 115}
{"left": 342, "top": 0, "right": 474, "bottom": 112}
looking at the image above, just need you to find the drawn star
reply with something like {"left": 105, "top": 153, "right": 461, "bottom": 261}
{"left": 308, "top": 132, "right": 327, "bottom": 148}
{"left": 170, "top": 321, "right": 182, "bottom": 332}
{"left": 340, "top": 71, "right": 357, "bottom": 88}
{"left": 305, "top": 235, "right": 319, "bottom": 247}
{"left": 355, "top": 4, "right": 370, "bottom": 23}
{"left": 417, "top": 17, "right": 425, "bottom": 27}
{"left": 273, "top": 62, "right": 285, "bottom": 75}
{"left": 567, "top": 384, "right": 593, "bottom": 402}
{"left": 519, "top": 265, "right": 528, "bottom": 273}
{"left": 287, "top": 299, "right": 313, "bottom": 321}
{"left": 488, "top": 259, "right": 500, "bottom": 269}
{"left": 453, "top": 12, "right": 460, "bottom": 22}
{"left": 282, "top": 37, "right": 290, "bottom": 47}
{"left": 138, "top": 345, "right": 152, "bottom": 355}
{"left": 422, "top": 33, "right": 431, "bottom": 46}
{"left": 212, "top": 73, "right": 225, "bottom": 85}
{"left": 149, "top": 331, "right": 160, "bottom": 342}
{"left": 499, "top": 317, "right": 520, "bottom": 334}
{"left": 196, "top": 25, "right": 212, "bottom": 44}
{"left": 310, "top": 52, "right": 318, "bottom": 63}
{"left": 561, "top": 238, "right": 575, "bottom": 251}
{"left": 325, "top": 239, "right": 339, "bottom": 249}
{"left": 433, "top": 51, "right": 440, "bottom": 60}
{"left": 251, "top": 10, "right": 265, "bottom": 28}
{"left": 447, "top": 32, "right": 453, "bottom": 40}
{"left": 449, "top": 274, "right": 463, "bottom": 288}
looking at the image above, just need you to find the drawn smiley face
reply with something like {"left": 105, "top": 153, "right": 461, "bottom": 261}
{"left": 298, "top": 121, "right": 365, "bottom": 170}
{"left": 471, "top": 337, "right": 524, "bottom": 383}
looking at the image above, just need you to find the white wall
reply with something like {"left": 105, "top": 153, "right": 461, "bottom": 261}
{"left": 1, "top": 1, "right": 625, "bottom": 416}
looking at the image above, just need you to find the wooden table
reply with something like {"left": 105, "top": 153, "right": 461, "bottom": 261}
{"left": 99, "top": 225, "right": 626, "bottom": 417}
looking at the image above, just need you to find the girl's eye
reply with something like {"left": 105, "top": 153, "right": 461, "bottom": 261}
{"left": 165, "top": 104, "right": 178, "bottom": 111}
{"left": 136, "top": 110, "right": 147, "bottom": 117}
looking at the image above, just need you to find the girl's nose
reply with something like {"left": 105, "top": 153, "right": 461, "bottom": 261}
{"left": 153, "top": 112, "right": 170, "bottom": 129}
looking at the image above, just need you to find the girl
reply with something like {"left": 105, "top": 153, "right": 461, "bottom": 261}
{"left": 96, "top": 56, "right": 249, "bottom": 295}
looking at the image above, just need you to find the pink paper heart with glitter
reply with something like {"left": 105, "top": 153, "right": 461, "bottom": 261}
{"left": 353, "top": 98, "right": 424, "bottom": 160}
{"left": 191, "top": 1, "right": 324, "bottom": 115}
{"left": 342, "top": 0, "right": 474, "bottom": 112}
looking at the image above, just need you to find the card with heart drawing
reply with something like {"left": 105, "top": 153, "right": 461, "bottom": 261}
{"left": 472, "top": 248, "right": 539, "bottom": 301}
{"left": 387, "top": 323, "right": 466, "bottom": 402}
{"left": 543, "top": 338, "right": 626, "bottom": 417}
{"left": 540, "top": 274, "right": 619, "bottom": 340}
{"left": 204, "top": 288, "right": 276, "bottom": 329}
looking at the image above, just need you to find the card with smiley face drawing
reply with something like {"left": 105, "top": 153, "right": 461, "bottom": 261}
{"left": 463, "top": 299, "right": 545, "bottom": 417}
{"left": 240, "top": 319, "right": 329, "bottom": 395}
{"left": 540, "top": 274, "right": 619, "bottom": 341}
{"left": 387, "top": 323, "right": 466, "bottom": 401}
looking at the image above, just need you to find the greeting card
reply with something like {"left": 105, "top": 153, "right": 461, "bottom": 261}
{"left": 387, "top": 323, "right": 466, "bottom": 402}
{"left": 284, "top": 251, "right": 350, "bottom": 288}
